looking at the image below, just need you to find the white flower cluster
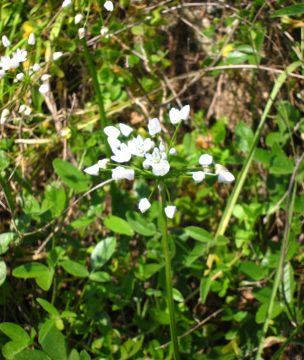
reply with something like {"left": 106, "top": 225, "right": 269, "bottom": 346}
{"left": 83, "top": 105, "right": 235, "bottom": 219}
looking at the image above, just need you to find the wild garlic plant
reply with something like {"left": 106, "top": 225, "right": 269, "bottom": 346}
{"left": 83, "top": 105, "right": 235, "bottom": 359}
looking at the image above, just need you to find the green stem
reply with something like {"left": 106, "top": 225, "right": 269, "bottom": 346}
{"left": 159, "top": 184, "right": 180, "bottom": 360}
{"left": 80, "top": 38, "right": 110, "bottom": 157}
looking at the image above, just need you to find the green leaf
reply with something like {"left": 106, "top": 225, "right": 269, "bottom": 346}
{"left": 37, "top": 298, "right": 59, "bottom": 316}
{"left": 126, "top": 211, "right": 156, "bottom": 236}
{"left": 200, "top": 276, "right": 212, "bottom": 304}
{"left": 183, "top": 243, "right": 207, "bottom": 267}
{"left": 283, "top": 262, "right": 295, "bottom": 304}
{"left": 68, "top": 349, "right": 80, "bottom": 360}
{"left": 38, "top": 322, "right": 67, "bottom": 360}
{"left": 0, "top": 150, "right": 9, "bottom": 171}
{"left": 15, "top": 350, "right": 51, "bottom": 360}
{"left": 0, "top": 323, "right": 30, "bottom": 343}
{"left": 185, "top": 226, "right": 213, "bottom": 243}
{"left": 79, "top": 350, "right": 91, "bottom": 360}
{"left": 2, "top": 341, "right": 29, "bottom": 360}
{"left": 53, "top": 159, "right": 91, "bottom": 192}
{"left": 235, "top": 122, "right": 254, "bottom": 153}
{"left": 120, "top": 336, "right": 143, "bottom": 360}
{"left": 0, "top": 259, "right": 7, "bottom": 286}
{"left": 272, "top": 4, "right": 304, "bottom": 17}
{"left": 255, "top": 302, "right": 283, "bottom": 324}
{"left": 135, "top": 263, "right": 163, "bottom": 281}
{"left": 60, "top": 260, "right": 89, "bottom": 278}
{"left": 35, "top": 268, "right": 54, "bottom": 291}
{"left": 0, "top": 232, "right": 17, "bottom": 255}
{"left": 13, "top": 263, "right": 49, "bottom": 279}
{"left": 89, "top": 271, "right": 111, "bottom": 283}
{"left": 239, "top": 261, "right": 266, "bottom": 281}
{"left": 104, "top": 215, "right": 134, "bottom": 236}
{"left": 43, "top": 184, "right": 66, "bottom": 217}
{"left": 91, "top": 237, "right": 116, "bottom": 269}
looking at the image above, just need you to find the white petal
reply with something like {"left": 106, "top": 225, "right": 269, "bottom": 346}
{"left": 151, "top": 160, "right": 170, "bottom": 177}
{"left": 62, "top": 0, "right": 72, "bottom": 8}
{"left": 78, "top": 27, "right": 86, "bottom": 39}
{"left": 199, "top": 154, "right": 213, "bottom": 166}
{"left": 97, "top": 158, "right": 109, "bottom": 169}
{"left": 143, "top": 138, "right": 155, "bottom": 153}
{"left": 74, "top": 13, "right": 83, "bottom": 24}
{"left": 16, "top": 72, "right": 24, "bottom": 81}
{"left": 2, "top": 36, "right": 10, "bottom": 48}
{"left": 111, "top": 144, "right": 132, "bottom": 163}
{"left": 104, "top": 125, "right": 120, "bottom": 138}
{"left": 169, "top": 148, "right": 177, "bottom": 155}
{"left": 180, "top": 104, "right": 190, "bottom": 121}
{"left": 0, "top": 109, "right": 10, "bottom": 125}
{"left": 165, "top": 205, "right": 176, "bottom": 219}
{"left": 169, "top": 107, "right": 181, "bottom": 125}
{"left": 41, "top": 74, "right": 51, "bottom": 82}
{"left": 28, "top": 33, "right": 35, "bottom": 45}
{"left": 53, "top": 52, "right": 63, "bottom": 61}
{"left": 108, "top": 137, "right": 121, "bottom": 151}
{"left": 119, "top": 123, "right": 133, "bottom": 137}
{"left": 138, "top": 198, "right": 151, "bottom": 213}
{"left": 32, "top": 63, "right": 40, "bottom": 72}
{"left": 84, "top": 163, "right": 100, "bottom": 176}
{"left": 104, "top": 0, "right": 114, "bottom": 11}
{"left": 218, "top": 171, "right": 235, "bottom": 183}
{"left": 192, "top": 171, "right": 205, "bottom": 183}
{"left": 112, "top": 167, "right": 134, "bottom": 181}
{"left": 148, "top": 118, "right": 161, "bottom": 136}
{"left": 39, "top": 83, "right": 50, "bottom": 95}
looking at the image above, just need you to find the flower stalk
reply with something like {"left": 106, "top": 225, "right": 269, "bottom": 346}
{"left": 159, "top": 183, "right": 180, "bottom": 360}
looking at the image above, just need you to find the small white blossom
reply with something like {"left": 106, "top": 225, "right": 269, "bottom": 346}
{"left": 192, "top": 171, "right": 205, "bottom": 183}
{"left": 0, "top": 69, "right": 5, "bottom": 78}
{"left": 2, "top": 35, "right": 10, "bottom": 48}
{"left": 128, "top": 135, "right": 154, "bottom": 157}
{"left": 41, "top": 74, "right": 51, "bottom": 82}
{"left": 28, "top": 33, "right": 35, "bottom": 45}
{"left": 104, "top": 125, "right": 120, "bottom": 138}
{"left": 62, "top": 0, "right": 72, "bottom": 8}
{"left": 11, "top": 49, "right": 27, "bottom": 67}
{"left": 98, "top": 158, "right": 109, "bottom": 169}
{"left": 217, "top": 170, "right": 235, "bottom": 183}
{"left": 199, "top": 154, "right": 213, "bottom": 166}
{"left": 169, "top": 104, "right": 190, "bottom": 125}
{"left": 169, "top": 148, "right": 177, "bottom": 155}
{"left": 0, "top": 56, "right": 11, "bottom": 71}
{"left": 19, "top": 105, "right": 32, "bottom": 116}
{"left": 15, "top": 72, "right": 24, "bottom": 81}
{"left": 100, "top": 27, "right": 109, "bottom": 37}
{"left": 165, "top": 205, "right": 176, "bottom": 219}
{"left": 138, "top": 198, "right": 151, "bottom": 213}
{"left": 53, "top": 52, "right": 63, "bottom": 61}
{"left": 143, "top": 147, "right": 170, "bottom": 176}
{"left": 32, "top": 63, "right": 41, "bottom": 72}
{"left": 0, "top": 109, "right": 10, "bottom": 125}
{"left": 74, "top": 13, "right": 83, "bottom": 24}
{"left": 84, "top": 163, "right": 100, "bottom": 176}
{"left": 78, "top": 27, "right": 86, "bottom": 39}
{"left": 39, "top": 83, "right": 50, "bottom": 95}
{"left": 119, "top": 123, "right": 133, "bottom": 137}
{"left": 148, "top": 118, "right": 161, "bottom": 136}
{"left": 112, "top": 166, "right": 134, "bottom": 181}
{"left": 111, "top": 143, "right": 132, "bottom": 163}
{"left": 108, "top": 137, "right": 121, "bottom": 152}
{"left": 104, "top": 1, "right": 114, "bottom": 11}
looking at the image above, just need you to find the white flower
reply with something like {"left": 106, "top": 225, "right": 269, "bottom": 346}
{"left": 74, "top": 13, "right": 83, "bottom": 24}
{"left": 62, "top": 0, "right": 72, "bottom": 8}
{"left": 169, "top": 148, "right": 177, "bottom": 155}
{"left": 112, "top": 166, "right": 134, "bottom": 181}
{"left": 169, "top": 104, "right": 190, "bottom": 125}
{"left": 148, "top": 118, "right": 161, "bottom": 136}
{"left": 0, "top": 109, "right": 10, "bottom": 125}
{"left": 84, "top": 163, "right": 100, "bottom": 176}
{"left": 192, "top": 171, "right": 205, "bottom": 183}
{"left": 78, "top": 27, "right": 86, "bottom": 39}
{"left": 0, "top": 69, "right": 5, "bottom": 78}
{"left": 19, "top": 105, "right": 32, "bottom": 116}
{"left": 53, "top": 52, "right": 63, "bottom": 61}
{"left": 104, "top": 1, "right": 114, "bottom": 11}
{"left": 217, "top": 170, "right": 235, "bottom": 183}
{"left": 28, "top": 33, "right": 35, "bottom": 45}
{"left": 143, "top": 148, "right": 170, "bottom": 176}
{"left": 97, "top": 158, "right": 109, "bottom": 169}
{"left": 41, "top": 74, "right": 51, "bottom": 82}
{"left": 107, "top": 137, "right": 121, "bottom": 152}
{"left": 119, "top": 123, "right": 133, "bottom": 137}
{"left": 128, "top": 135, "right": 154, "bottom": 157}
{"left": 111, "top": 143, "right": 132, "bottom": 163}
{"left": 165, "top": 205, "right": 176, "bottom": 219}
{"left": 199, "top": 154, "right": 213, "bottom": 166}
{"left": 39, "top": 83, "right": 50, "bottom": 95}
{"left": 104, "top": 125, "right": 120, "bottom": 138}
{"left": 0, "top": 56, "right": 11, "bottom": 71}
{"left": 138, "top": 198, "right": 151, "bottom": 213}
{"left": 15, "top": 72, "right": 24, "bottom": 81}
{"left": 100, "top": 27, "right": 109, "bottom": 37}
{"left": 12, "top": 49, "right": 27, "bottom": 64}
{"left": 2, "top": 35, "right": 10, "bottom": 48}
{"left": 32, "top": 63, "right": 41, "bottom": 72}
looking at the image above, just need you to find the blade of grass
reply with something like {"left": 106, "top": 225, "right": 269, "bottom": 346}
{"left": 255, "top": 153, "right": 304, "bottom": 360}
{"left": 215, "top": 61, "right": 301, "bottom": 238}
